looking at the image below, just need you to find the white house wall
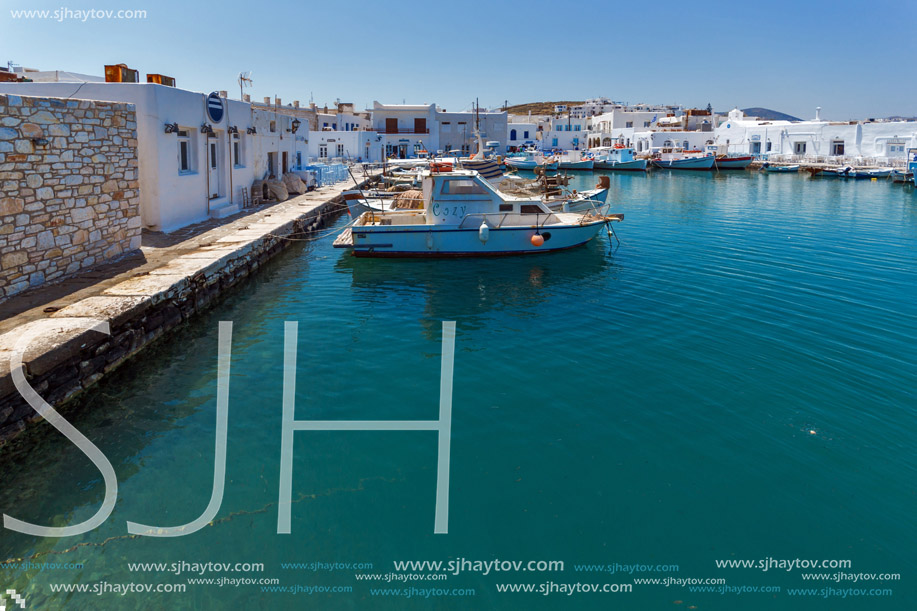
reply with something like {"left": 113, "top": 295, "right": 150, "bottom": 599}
{"left": 714, "top": 113, "right": 917, "bottom": 161}
{"left": 308, "top": 130, "right": 382, "bottom": 162}
{"left": 0, "top": 82, "right": 264, "bottom": 232}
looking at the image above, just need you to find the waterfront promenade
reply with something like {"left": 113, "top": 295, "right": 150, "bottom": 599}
{"left": 0, "top": 171, "right": 378, "bottom": 443}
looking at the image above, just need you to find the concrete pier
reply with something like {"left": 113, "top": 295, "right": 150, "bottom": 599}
{"left": 0, "top": 172, "right": 379, "bottom": 445}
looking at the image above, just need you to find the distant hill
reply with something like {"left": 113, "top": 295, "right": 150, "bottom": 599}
{"left": 741, "top": 107, "right": 801, "bottom": 122}
{"left": 505, "top": 101, "right": 584, "bottom": 116}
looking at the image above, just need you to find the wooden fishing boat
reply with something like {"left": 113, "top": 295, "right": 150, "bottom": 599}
{"left": 714, "top": 155, "right": 754, "bottom": 170}
{"left": 651, "top": 153, "right": 715, "bottom": 170}
{"left": 760, "top": 162, "right": 800, "bottom": 173}
{"left": 592, "top": 146, "right": 647, "bottom": 171}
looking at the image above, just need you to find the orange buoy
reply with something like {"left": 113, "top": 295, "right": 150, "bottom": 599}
{"left": 531, "top": 234, "right": 545, "bottom": 247}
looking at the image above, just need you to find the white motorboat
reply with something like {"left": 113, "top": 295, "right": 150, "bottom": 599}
{"left": 334, "top": 169, "right": 621, "bottom": 257}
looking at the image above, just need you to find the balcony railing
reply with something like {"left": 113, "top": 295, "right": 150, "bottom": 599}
{"left": 377, "top": 127, "right": 430, "bottom": 134}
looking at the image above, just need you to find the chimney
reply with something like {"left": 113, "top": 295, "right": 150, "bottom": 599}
{"left": 275, "top": 96, "right": 281, "bottom": 107}
{"left": 219, "top": 90, "right": 227, "bottom": 98}
{"left": 263, "top": 96, "right": 271, "bottom": 105}
{"left": 293, "top": 100, "right": 300, "bottom": 108}
{"left": 815, "top": 106, "right": 822, "bottom": 121}
{"left": 243, "top": 94, "right": 250, "bottom": 103}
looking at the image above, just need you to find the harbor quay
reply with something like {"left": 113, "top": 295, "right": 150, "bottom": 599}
{"left": 0, "top": 170, "right": 379, "bottom": 444}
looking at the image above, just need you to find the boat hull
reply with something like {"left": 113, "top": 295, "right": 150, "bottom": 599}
{"left": 817, "top": 168, "right": 853, "bottom": 178}
{"left": 760, "top": 164, "right": 799, "bottom": 173}
{"left": 714, "top": 156, "right": 754, "bottom": 170}
{"left": 850, "top": 169, "right": 892, "bottom": 179}
{"left": 557, "top": 159, "right": 594, "bottom": 170}
{"left": 593, "top": 159, "right": 647, "bottom": 171}
{"left": 346, "top": 219, "right": 607, "bottom": 257}
{"left": 651, "top": 156, "right": 715, "bottom": 170}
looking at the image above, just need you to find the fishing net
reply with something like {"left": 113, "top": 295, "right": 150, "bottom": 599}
{"left": 392, "top": 189, "right": 424, "bottom": 210}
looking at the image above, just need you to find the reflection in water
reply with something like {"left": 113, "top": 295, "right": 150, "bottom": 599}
{"left": 334, "top": 242, "right": 616, "bottom": 339}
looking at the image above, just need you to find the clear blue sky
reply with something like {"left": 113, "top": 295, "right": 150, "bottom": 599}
{"left": 2, "top": 0, "right": 915, "bottom": 120}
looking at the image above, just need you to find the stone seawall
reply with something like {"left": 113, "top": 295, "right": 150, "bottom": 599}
{"left": 0, "top": 94, "right": 141, "bottom": 302}
{"left": 0, "top": 178, "right": 373, "bottom": 446}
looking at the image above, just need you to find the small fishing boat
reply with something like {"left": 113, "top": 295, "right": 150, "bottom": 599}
{"left": 849, "top": 168, "right": 893, "bottom": 179}
{"left": 504, "top": 148, "right": 557, "bottom": 171}
{"left": 592, "top": 146, "right": 647, "bottom": 171}
{"left": 890, "top": 169, "right": 913, "bottom": 183}
{"left": 713, "top": 155, "right": 754, "bottom": 170}
{"left": 556, "top": 152, "right": 595, "bottom": 171}
{"left": 651, "top": 148, "right": 715, "bottom": 171}
{"left": 760, "top": 162, "right": 800, "bottom": 173}
{"left": 334, "top": 169, "right": 622, "bottom": 257}
{"left": 815, "top": 166, "right": 853, "bottom": 178}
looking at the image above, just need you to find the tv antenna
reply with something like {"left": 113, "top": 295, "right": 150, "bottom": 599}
{"left": 238, "top": 71, "right": 253, "bottom": 100}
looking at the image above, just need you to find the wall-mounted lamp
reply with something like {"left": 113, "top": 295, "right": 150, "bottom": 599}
{"left": 164, "top": 122, "right": 179, "bottom": 134}
{"left": 246, "top": 126, "right": 257, "bottom": 135}
{"left": 291, "top": 118, "right": 301, "bottom": 134}
{"left": 227, "top": 125, "right": 239, "bottom": 135}
{"left": 200, "top": 123, "right": 214, "bottom": 135}
{"left": 31, "top": 138, "right": 50, "bottom": 147}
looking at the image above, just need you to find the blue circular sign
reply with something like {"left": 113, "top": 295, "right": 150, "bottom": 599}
{"left": 206, "top": 92, "right": 224, "bottom": 123}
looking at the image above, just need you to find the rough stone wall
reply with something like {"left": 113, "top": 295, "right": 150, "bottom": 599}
{"left": 0, "top": 94, "right": 141, "bottom": 302}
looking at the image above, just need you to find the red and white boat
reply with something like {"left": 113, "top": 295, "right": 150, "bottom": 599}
{"left": 713, "top": 155, "right": 754, "bottom": 170}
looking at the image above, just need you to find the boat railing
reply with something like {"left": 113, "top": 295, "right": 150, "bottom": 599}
{"left": 457, "top": 212, "right": 560, "bottom": 229}
{"left": 458, "top": 213, "right": 512, "bottom": 229}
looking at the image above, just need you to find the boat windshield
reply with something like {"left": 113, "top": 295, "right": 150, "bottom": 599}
{"left": 440, "top": 179, "right": 489, "bottom": 195}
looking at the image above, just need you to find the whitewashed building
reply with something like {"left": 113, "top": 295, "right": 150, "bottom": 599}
{"left": 307, "top": 130, "right": 382, "bottom": 163}
{"left": 632, "top": 131, "right": 716, "bottom": 155}
{"left": 0, "top": 81, "right": 309, "bottom": 232}
{"left": 370, "top": 102, "right": 506, "bottom": 157}
{"left": 713, "top": 108, "right": 917, "bottom": 164}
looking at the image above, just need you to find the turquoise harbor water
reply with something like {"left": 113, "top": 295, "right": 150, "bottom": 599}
{"left": 1, "top": 171, "right": 915, "bottom": 610}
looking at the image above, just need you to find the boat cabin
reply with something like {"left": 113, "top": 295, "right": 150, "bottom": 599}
{"left": 421, "top": 171, "right": 554, "bottom": 226}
